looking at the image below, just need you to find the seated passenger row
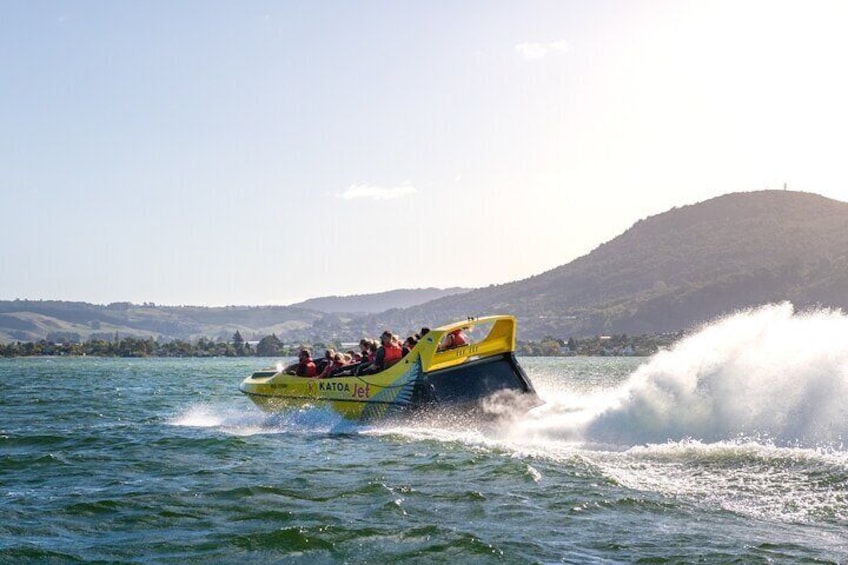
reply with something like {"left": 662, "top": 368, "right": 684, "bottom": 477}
{"left": 284, "top": 325, "right": 467, "bottom": 378}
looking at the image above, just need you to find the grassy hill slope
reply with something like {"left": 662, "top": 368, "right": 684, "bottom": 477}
{"left": 0, "top": 301, "right": 322, "bottom": 343}
{"left": 290, "top": 287, "right": 471, "bottom": 314}
{"left": 364, "top": 190, "right": 848, "bottom": 338}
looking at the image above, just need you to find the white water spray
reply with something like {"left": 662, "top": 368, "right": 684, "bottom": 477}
{"left": 516, "top": 303, "right": 848, "bottom": 449}
{"left": 169, "top": 402, "right": 357, "bottom": 435}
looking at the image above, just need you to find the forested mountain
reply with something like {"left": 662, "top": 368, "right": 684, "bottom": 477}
{"left": 356, "top": 190, "right": 848, "bottom": 338}
{"left": 2, "top": 190, "right": 846, "bottom": 344}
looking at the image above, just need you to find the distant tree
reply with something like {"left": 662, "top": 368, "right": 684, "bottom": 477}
{"left": 46, "top": 331, "right": 82, "bottom": 344}
{"left": 256, "top": 334, "right": 284, "bottom": 357}
{"left": 232, "top": 331, "right": 245, "bottom": 356}
{"left": 215, "top": 340, "right": 234, "bottom": 356}
{"left": 116, "top": 336, "right": 155, "bottom": 357}
{"left": 539, "top": 337, "right": 562, "bottom": 356}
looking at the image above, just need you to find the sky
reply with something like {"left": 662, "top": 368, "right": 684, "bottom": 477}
{"left": 2, "top": 1, "right": 848, "bottom": 306}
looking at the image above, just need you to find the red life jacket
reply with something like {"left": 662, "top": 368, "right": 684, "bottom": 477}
{"left": 297, "top": 360, "right": 317, "bottom": 377}
{"left": 448, "top": 330, "right": 467, "bottom": 348}
{"left": 383, "top": 342, "right": 403, "bottom": 365}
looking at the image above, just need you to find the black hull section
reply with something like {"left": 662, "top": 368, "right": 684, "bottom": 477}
{"left": 416, "top": 353, "right": 537, "bottom": 408}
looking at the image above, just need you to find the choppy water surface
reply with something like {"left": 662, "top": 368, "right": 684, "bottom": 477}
{"left": 2, "top": 304, "right": 848, "bottom": 563}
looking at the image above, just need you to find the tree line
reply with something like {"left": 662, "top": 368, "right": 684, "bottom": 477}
{"left": 0, "top": 331, "right": 300, "bottom": 358}
{"left": 516, "top": 332, "right": 684, "bottom": 357}
{"left": 1, "top": 330, "right": 683, "bottom": 358}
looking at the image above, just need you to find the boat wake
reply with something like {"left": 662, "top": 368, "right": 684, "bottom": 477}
{"left": 513, "top": 302, "right": 848, "bottom": 451}
{"left": 378, "top": 304, "right": 848, "bottom": 526}
{"left": 168, "top": 403, "right": 359, "bottom": 435}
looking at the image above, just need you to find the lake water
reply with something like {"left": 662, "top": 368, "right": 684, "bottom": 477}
{"left": 2, "top": 304, "right": 847, "bottom": 563}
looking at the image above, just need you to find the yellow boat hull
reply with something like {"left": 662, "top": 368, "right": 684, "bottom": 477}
{"left": 239, "top": 315, "right": 537, "bottom": 421}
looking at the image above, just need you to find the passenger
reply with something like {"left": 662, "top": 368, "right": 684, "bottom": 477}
{"left": 333, "top": 354, "right": 360, "bottom": 377}
{"left": 359, "top": 338, "right": 377, "bottom": 363}
{"left": 324, "top": 352, "right": 349, "bottom": 378}
{"left": 418, "top": 327, "right": 430, "bottom": 339}
{"left": 284, "top": 349, "right": 317, "bottom": 377}
{"left": 378, "top": 331, "right": 403, "bottom": 369}
{"left": 366, "top": 341, "right": 378, "bottom": 363}
{"left": 316, "top": 348, "right": 335, "bottom": 375}
{"left": 361, "top": 331, "right": 403, "bottom": 374}
{"left": 438, "top": 328, "right": 468, "bottom": 351}
{"left": 319, "top": 349, "right": 341, "bottom": 378}
{"left": 403, "top": 336, "right": 417, "bottom": 356}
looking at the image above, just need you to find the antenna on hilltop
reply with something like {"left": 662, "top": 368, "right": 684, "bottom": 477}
{"left": 783, "top": 182, "right": 788, "bottom": 191}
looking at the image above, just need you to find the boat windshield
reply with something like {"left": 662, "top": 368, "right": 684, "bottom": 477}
{"left": 436, "top": 319, "right": 495, "bottom": 349}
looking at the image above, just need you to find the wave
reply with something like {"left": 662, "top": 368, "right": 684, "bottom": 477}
{"left": 167, "top": 403, "right": 359, "bottom": 436}
{"left": 515, "top": 303, "right": 848, "bottom": 450}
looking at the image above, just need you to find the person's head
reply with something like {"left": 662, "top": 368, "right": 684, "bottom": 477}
{"left": 380, "top": 330, "right": 393, "bottom": 344}
{"left": 359, "top": 338, "right": 370, "bottom": 351}
{"left": 299, "top": 349, "right": 311, "bottom": 361}
{"left": 419, "top": 327, "right": 430, "bottom": 337}
{"left": 405, "top": 336, "right": 417, "bottom": 348}
{"left": 333, "top": 352, "right": 344, "bottom": 363}
{"left": 324, "top": 348, "right": 335, "bottom": 360}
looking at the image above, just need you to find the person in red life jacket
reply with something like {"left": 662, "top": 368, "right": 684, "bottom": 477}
{"left": 361, "top": 331, "right": 402, "bottom": 374}
{"left": 284, "top": 349, "right": 317, "bottom": 377}
{"left": 323, "top": 352, "right": 350, "bottom": 378}
{"left": 439, "top": 328, "right": 468, "bottom": 351}
{"left": 377, "top": 331, "right": 403, "bottom": 370}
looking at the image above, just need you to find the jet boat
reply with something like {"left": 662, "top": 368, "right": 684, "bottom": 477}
{"left": 239, "top": 315, "right": 538, "bottom": 421}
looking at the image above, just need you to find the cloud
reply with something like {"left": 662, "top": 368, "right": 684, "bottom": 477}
{"left": 337, "top": 183, "right": 417, "bottom": 201}
{"left": 515, "top": 40, "right": 569, "bottom": 60}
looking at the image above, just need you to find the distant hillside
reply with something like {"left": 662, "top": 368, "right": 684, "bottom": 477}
{"left": 355, "top": 190, "right": 848, "bottom": 338}
{"left": 0, "top": 301, "right": 322, "bottom": 344}
{"left": 289, "top": 287, "right": 471, "bottom": 314}
{"left": 3, "top": 190, "right": 846, "bottom": 345}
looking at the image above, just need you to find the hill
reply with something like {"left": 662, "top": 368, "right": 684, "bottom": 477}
{"left": 355, "top": 190, "right": 848, "bottom": 338}
{"left": 0, "top": 287, "right": 468, "bottom": 344}
{"left": 0, "top": 301, "right": 322, "bottom": 344}
{"left": 290, "top": 287, "right": 471, "bottom": 314}
{"left": 2, "top": 190, "right": 846, "bottom": 344}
